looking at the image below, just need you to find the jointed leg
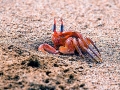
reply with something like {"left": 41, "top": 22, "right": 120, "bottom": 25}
{"left": 84, "top": 38, "right": 102, "bottom": 62}
{"left": 78, "top": 38, "right": 101, "bottom": 62}
{"left": 73, "top": 38, "right": 84, "bottom": 58}
{"left": 85, "top": 37, "right": 101, "bottom": 56}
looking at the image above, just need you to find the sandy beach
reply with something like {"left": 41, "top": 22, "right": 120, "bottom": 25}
{"left": 0, "top": 0, "right": 120, "bottom": 90}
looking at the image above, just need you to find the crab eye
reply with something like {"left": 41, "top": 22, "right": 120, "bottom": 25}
{"left": 60, "top": 23, "right": 64, "bottom": 32}
{"left": 60, "top": 18, "right": 64, "bottom": 32}
{"left": 52, "top": 18, "right": 56, "bottom": 32}
{"left": 52, "top": 23, "right": 56, "bottom": 32}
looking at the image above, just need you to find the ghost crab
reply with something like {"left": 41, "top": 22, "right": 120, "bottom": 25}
{"left": 38, "top": 18, "right": 102, "bottom": 63}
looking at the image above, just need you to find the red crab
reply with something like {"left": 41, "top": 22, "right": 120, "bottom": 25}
{"left": 38, "top": 18, "right": 102, "bottom": 62}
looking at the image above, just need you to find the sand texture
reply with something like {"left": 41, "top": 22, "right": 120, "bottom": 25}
{"left": 0, "top": 0, "right": 120, "bottom": 90}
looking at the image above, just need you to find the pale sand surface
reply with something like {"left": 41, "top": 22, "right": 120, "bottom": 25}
{"left": 0, "top": 0, "right": 120, "bottom": 90}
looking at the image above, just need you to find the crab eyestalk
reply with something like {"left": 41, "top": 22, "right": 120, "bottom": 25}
{"left": 53, "top": 18, "right": 56, "bottom": 33}
{"left": 60, "top": 18, "right": 64, "bottom": 33}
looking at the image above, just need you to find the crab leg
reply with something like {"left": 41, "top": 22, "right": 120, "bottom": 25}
{"left": 85, "top": 38, "right": 101, "bottom": 56}
{"left": 78, "top": 38, "right": 100, "bottom": 62}
{"left": 38, "top": 43, "right": 59, "bottom": 54}
{"left": 84, "top": 38, "right": 102, "bottom": 62}
{"left": 73, "top": 38, "right": 84, "bottom": 58}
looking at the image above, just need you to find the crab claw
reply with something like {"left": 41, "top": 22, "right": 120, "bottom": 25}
{"left": 59, "top": 37, "right": 75, "bottom": 54}
{"left": 58, "top": 37, "right": 85, "bottom": 58}
{"left": 38, "top": 43, "right": 59, "bottom": 54}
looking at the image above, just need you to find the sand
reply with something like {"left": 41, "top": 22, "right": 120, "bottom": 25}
{"left": 0, "top": 0, "right": 120, "bottom": 90}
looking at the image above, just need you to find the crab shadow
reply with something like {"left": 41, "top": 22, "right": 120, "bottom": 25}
{"left": 31, "top": 40, "right": 99, "bottom": 64}
{"left": 30, "top": 40, "right": 53, "bottom": 51}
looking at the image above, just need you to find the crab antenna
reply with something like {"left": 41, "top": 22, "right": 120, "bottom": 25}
{"left": 53, "top": 18, "right": 56, "bottom": 32}
{"left": 60, "top": 18, "right": 64, "bottom": 32}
